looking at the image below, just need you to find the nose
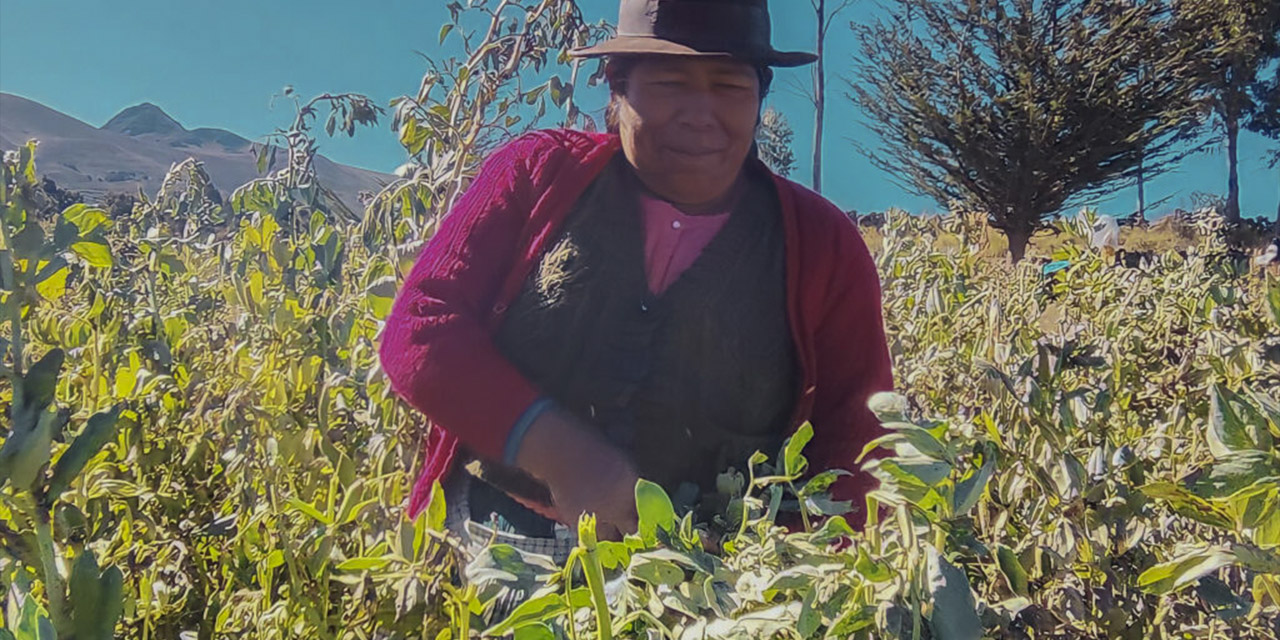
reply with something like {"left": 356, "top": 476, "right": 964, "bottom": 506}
{"left": 674, "top": 88, "right": 719, "bottom": 131}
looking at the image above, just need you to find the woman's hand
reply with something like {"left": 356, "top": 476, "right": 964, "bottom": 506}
{"left": 515, "top": 408, "right": 640, "bottom": 537}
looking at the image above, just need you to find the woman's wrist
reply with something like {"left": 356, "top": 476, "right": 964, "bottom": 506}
{"left": 513, "top": 407, "right": 579, "bottom": 482}
{"left": 503, "top": 397, "right": 558, "bottom": 465}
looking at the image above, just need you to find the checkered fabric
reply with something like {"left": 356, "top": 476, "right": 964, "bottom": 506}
{"left": 443, "top": 474, "right": 578, "bottom": 566}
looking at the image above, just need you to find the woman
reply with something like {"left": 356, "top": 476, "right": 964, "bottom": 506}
{"left": 379, "top": 0, "right": 892, "bottom": 562}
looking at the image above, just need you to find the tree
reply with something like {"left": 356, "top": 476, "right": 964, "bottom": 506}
{"left": 756, "top": 106, "right": 797, "bottom": 177}
{"left": 849, "top": 0, "right": 1206, "bottom": 262}
{"left": 1246, "top": 70, "right": 1280, "bottom": 232}
{"left": 1176, "top": 0, "right": 1280, "bottom": 224}
{"left": 806, "top": 0, "right": 854, "bottom": 194}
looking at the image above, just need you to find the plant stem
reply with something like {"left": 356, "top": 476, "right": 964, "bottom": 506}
{"left": 457, "top": 584, "right": 476, "bottom": 640}
{"left": 579, "top": 530, "right": 613, "bottom": 640}
{"left": 866, "top": 495, "right": 881, "bottom": 554}
{"left": 0, "top": 220, "right": 26, "bottom": 402}
{"left": 32, "top": 502, "right": 71, "bottom": 633}
{"left": 789, "top": 481, "right": 812, "bottom": 532}
{"left": 563, "top": 549, "right": 583, "bottom": 640}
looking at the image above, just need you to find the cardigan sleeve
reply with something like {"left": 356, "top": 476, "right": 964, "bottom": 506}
{"left": 378, "top": 135, "right": 559, "bottom": 461}
{"left": 805, "top": 217, "right": 895, "bottom": 519}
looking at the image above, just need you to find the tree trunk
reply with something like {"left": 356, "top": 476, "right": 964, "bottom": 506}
{"left": 1274, "top": 165, "right": 1280, "bottom": 235}
{"left": 1006, "top": 228, "right": 1032, "bottom": 264}
{"left": 812, "top": 0, "right": 826, "bottom": 194}
{"left": 1136, "top": 156, "right": 1146, "bottom": 223}
{"left": 1225, "top": 108, "right": 1241, "bottom": 223}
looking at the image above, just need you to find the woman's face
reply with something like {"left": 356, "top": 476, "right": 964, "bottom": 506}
{"left": 612, "top": 56, "right": 761, "bottom": 208}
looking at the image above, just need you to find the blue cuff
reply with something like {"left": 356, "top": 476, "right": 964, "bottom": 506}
{"left": 503, "top": 397, "right": 558, "bottom": 465}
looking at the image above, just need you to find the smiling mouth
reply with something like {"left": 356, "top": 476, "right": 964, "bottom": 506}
{"left": 668, "top": 148, "right": 723, "bottom": 158}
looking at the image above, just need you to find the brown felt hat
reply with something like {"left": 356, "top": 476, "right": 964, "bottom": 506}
{"left": 571, "top": 0, "right": 817, "bottom": 68}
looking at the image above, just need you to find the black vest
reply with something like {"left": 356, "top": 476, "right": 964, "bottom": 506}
{"left": 471, "top": 154, "right": 797, "bottom": 520}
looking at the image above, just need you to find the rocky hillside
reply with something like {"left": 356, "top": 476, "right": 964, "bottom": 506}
{"left": 0, "top": 93, "right": 392, "bottom": 212}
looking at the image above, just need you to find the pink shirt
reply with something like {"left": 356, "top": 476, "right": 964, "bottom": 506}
{"left": 640, "top": 193, "right": 731, "bottom": 294}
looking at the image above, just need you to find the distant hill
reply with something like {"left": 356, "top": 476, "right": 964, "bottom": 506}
{"left": 0, "top": 93, "right": 394, "bottom": 212}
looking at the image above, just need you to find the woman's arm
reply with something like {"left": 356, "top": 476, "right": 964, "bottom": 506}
{"left": 379, "top": 135, "right": 556, "bottom": 461}
{"left": 379, "top": 133, "right": 641, "bottom": 532}
{"left": 805, "top": 219, "right": 895, "bottom": 518}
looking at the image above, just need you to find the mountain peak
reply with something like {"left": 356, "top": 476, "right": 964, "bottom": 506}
{"left": 102, "top": 102, "right": 186, "bottom": 136}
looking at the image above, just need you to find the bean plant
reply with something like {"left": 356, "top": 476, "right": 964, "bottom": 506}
{"left": 2, "top": 0, "right": 1279, "bottom": 636}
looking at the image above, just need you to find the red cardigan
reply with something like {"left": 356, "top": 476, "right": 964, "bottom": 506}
{"left": 379, "top": 130, "right": 894, "bottom": 520}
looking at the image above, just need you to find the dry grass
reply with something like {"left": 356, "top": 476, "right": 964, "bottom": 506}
{"left": 857, "top": 213, "right": 1276, "bottom": 262}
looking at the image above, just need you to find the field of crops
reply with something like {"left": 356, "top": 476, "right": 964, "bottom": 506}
{"left": 2, "top": 139, "right": 1280, "bottom": 640}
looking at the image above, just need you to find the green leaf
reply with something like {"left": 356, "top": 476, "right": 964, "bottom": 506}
{"left": 926, "top": 547, "right": 982, "bottom": 640}
{"left": 399, "top": 119, "right": 428, "bottom": 156}
{"left": 867, "top": 392, "right": 911, "bottom": 423}
{"left": 484, "top": 593, "right": 568, "bottom": 636}
{"left": 335, "top": 556, "right": 392, "bottom": 572}
{"left": 426, "top": 480, "right": 447, "bottom": 532}
{"left": 3, "top": 409, "right": 57, "bottom": 490}
{"left": 782, "top": 422, "right": 814, "bottom": 478}
{"left": 11, "top": 589, "right": 56, "bottom": 640}
{"left": 635, "top": 479, "right": 675, "bottom": 544}
{"left": 255, "top": 144, "right": 271, "bottom": 175}
{"left": 1138, "top": 547, "right": 1236, "bottom": 595}
{"left": 797, "top": 592, "right": 821, "bottom": 638}
{"left": 33, "top": 259, "right": 69, "bottom": 301}
{"left": 1207, "top": 385, "right": 1272, "bottom": 457}
{"left": 22, "top": 349, "right": 64, "bottom": 413}
{"left": 70, "top": 240, "right": 113, "bottom": 268}
{"left": 858, "top": 426, "right": 950, "bottom": 462}
{"left": 287, "top": 497, "right": 334, "bottom": 525}
{"left": 512, "top": 624, "right": 555, "bottom": 640}
{"left": 1267, "top": 282, "right": 1280, "bottom": 327}
{"left": 47, "top": 406, "right": 120, "bottom": 499}
{"left": 995, "top": 544, "right": 1030, "bottom": 597}
{"left": 52, "top": 218, "right": 80, "bottom": 250}
{"left": 1051, "top": 452, "right": 1086, "bottom": 501}
{"left": 69, "top": 550, "right": 104, "bottom": 639}
{"left": 1191, "top": 452, "right": 1280, "bottom": 500}
{"left": 19, "top": 140, "right": 38, "bottom": 184}
{"left": 365, "top": 275, "right": 398, "bottom": 320}
{"left": 265, "top": 549, "right": 285, "bottom": 569}
{"left": 1140, "top": 482, "right": 1234, "bottom": 530}
{"left": 953, "top": 452, "right": 995, "bottom": 516}
{"left": 855, "top": 547, "right": 894, "bottom": 582}
{"left": 629, "top": 554, "right": 684, "bottom": 587}
{"left": 336, "top": 484, "right": 376, "bottom": 526}
{"left": 798, "top": 469, "right": 851, "bottom": 498}
{"left": 11, "top": 222, "right": 44, "bottom": 259}
{"left": 61, "top": 204, "right": 110, "bottom": 235}
{"left": 594, "top": 540, "right": 631, "bottom": 571}
{"left": 810, "top": 515, "right": 855, "bottom": 544}
{"left": 885, "top": 457, "right": 952, "bottom": 487}
{"left": 804, "top": 495, "right": 853, "bottom": 516}
{"left": 439, "top": 23, "right": 454, "bottom": 44}
{"left": 1233, "top": 544, "right": 1280, "bottom": 574}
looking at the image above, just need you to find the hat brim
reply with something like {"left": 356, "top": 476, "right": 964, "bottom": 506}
{"left": 570, "top": 36, "right": 817, "bottom": 68}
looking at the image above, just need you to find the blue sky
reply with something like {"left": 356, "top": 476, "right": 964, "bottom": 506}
{"left": 1, "top": 0, "right": 1276, "bottom": 219}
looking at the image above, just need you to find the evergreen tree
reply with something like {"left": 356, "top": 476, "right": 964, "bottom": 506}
{"left": 757, "top": 106, "right": 797, "bottom": 178}
{"left": 1176, "top": 0, "right": 1280, "bottom": 224}
{"left": 849, "top": 0, "right": 1205, "bottom": 261}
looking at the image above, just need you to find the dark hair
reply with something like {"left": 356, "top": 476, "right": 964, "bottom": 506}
{"left": 603, "top": 56, "right": 773, "bottom": 133}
